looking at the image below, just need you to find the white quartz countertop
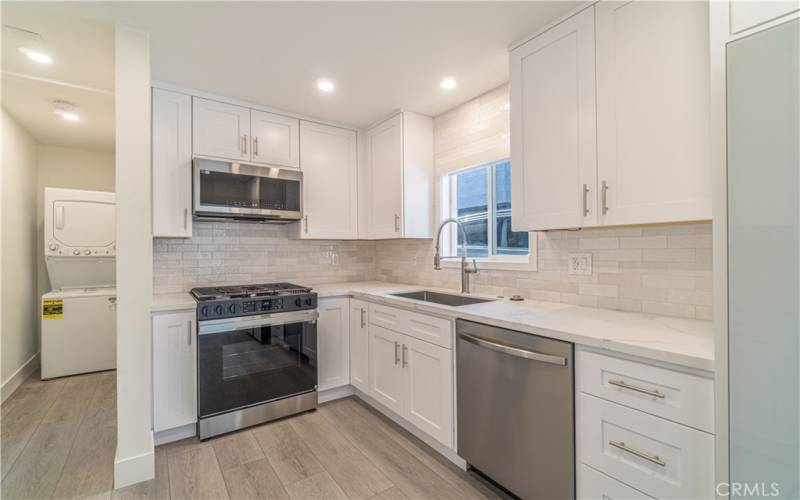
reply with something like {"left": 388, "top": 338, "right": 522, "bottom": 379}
{"left": 152, "top": 281, "right": 714, "bottom": 371}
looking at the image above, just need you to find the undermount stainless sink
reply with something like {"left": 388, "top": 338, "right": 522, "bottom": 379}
{"left": 391, "top": 290, "right": 494, "bottom": 307}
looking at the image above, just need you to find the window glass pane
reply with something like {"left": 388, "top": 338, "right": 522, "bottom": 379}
{"left": 455, "top": 167, "right": 488, "bottom": 257}
{"left": 493, "top": 161, "right": 529, "bottom": 255}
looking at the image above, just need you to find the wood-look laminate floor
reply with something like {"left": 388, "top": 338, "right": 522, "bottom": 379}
{"left": 1, "top": 371, "right": 509, "bottom": 500}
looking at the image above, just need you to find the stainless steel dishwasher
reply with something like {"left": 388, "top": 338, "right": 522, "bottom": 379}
{"left": 456, "top": 319, "right": 574, "bottom": 499}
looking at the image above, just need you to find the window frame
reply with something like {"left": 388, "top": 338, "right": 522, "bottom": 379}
{"left": 439, "top": 159, "right": 537, "bottom": 271}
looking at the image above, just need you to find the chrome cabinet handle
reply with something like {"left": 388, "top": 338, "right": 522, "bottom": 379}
{"left": 608, "top": 379, "right": 665, "bottom": 399}
{"left": 402, "top": 344, "right": 408, "bottom": 367}
{"left": 609, "top": 440, "right": 666, "bottom": 467}
{"left": 582, "top": 184, "right": 590, "bottom": 216}
{"left": 601, "top": 180, "right": 609, "bottom": 215}
{"left": 360, "top": 308, "right": 366, "bottom": 328}
{"left": 242, "top": 135, "right": 248, "bottom": 155}
{"left": 183, "top": 208, "right": 188, "bottom": 230}
{"left": 394, "top": 342, "right": 400, "bottom": 365}
{"left": 303, "top": 215, "right": 308, "bottom": 233}
{"left": 253, "top": 135, "right": 258, "bottom": 156}
{"left": 187, "top": 320, "right": 192, "bottom": 345}
{"left": 394, "top": 214, "right": 400, "bottom": 232}
{"left": 458, "top": 333, "right": 567, "bottom": 366}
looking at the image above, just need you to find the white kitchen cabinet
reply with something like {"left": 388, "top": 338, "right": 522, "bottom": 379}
{"left": 251, "top": 110, "right": 299, "bottom": 168}
{"left": 317, "top": 297, "right": 350, "bottom": 391}
{"left": 510, "top": 7, "right": 597, "bottom": 231}
{"left": 595, "top": 0, "right": 711, "bottom": 226}
{"left": 152, "top": 311, "right": 196, "bottom": 432}
{"left": 579, "top": 464, "right": 653, "bottom": 500}
{"left": 368, "top": 324, "right": 405, "bottom": 414}
{"left": 349, "top": 299, "right": 369, "bottom": 393}
{"left": 729, "top": 0, "right": 799, "bottom": 35}
{"left": 296, "top": 121, "right": 358, "bottom": 239}
{"left": 403, "top": 336, "right": 454, "bottom": 448}
{"left": 365, "top": 111, "right": 433, "bottom": 239}
{"left": 152, "top": 88, "right": 192, "bottom": 238}
{"left": 192, "top": 97, "right": 250, "bottom": 161}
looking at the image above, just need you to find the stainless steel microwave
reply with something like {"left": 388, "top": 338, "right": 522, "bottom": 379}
{"left": 192, "top": 158, "right": 302, "bottom": 222}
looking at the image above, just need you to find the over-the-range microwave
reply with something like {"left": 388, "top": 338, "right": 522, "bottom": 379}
{"left": 192, "top": 158, "right": 302, "bottom": 222}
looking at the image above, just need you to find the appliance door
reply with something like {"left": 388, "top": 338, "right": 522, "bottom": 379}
{"left": 193, "top": 158, "right": 302, "bottom": 220}
{"left": 456, "top": 319, "right": 574, "bottom": 500}
{"left": 198, "top": 310, "right": 317, "bottom": 419}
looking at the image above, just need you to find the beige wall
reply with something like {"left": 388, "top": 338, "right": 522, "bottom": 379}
{"left": 1, "top": 108, "right": 39, "bottom": 392}
{"left": 36, "top": 145, "right": 115, "bottom": 297}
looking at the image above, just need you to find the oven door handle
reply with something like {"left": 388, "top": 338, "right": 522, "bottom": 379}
{"left": 198, "top": 309, "right": 319, "bottom": 335}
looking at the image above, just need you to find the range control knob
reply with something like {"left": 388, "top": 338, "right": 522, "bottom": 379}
{"left": 200, "top": 306, "right": 209, "bottom": 317}
{"left": 261, "top": 300, "right": 271, "bottom": 309}
{"left": 214, "top": 305, "right": 223, "bottom": 315}
{"left": 73, "top": 249, "right": 81, "bottom": 255}
{"left": 295, "top": 298, "right": 302, "bottom": 307}
{"left": 304, "top": 297, "right": 314, "bottom": 306}
{"left": 228, "top": 304, "right": 236, "bottom": 314}
{"left": 84, "top": 249, "right": 91, "bottom": 255}
{"left": 48, "top": 243, "right": 59, "bottom": 251}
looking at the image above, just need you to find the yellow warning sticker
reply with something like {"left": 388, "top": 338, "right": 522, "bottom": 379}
{"left": 42, "top": 299, "right": 63, "bottom": 320}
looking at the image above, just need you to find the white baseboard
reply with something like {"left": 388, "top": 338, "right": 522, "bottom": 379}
{"left": 319, "top": 384, "right": 355, "bottom": 404}
{"left": 154, "top": 422, "right": 197, "bottom": 446}
{"left": 353, "top": 388, "right": 467, "bottom": 470}
{"left": 114, "top": 434, "right": 155, "bottom": 489}
{"left": 1, "top": 352, "right": 40, "bottom": 403}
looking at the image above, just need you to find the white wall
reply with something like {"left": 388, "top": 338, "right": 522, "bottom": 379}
{"left": 1, "top": 108, "right": 39, "bottom": 400}
{"left": 36, "top": 145, "right": 115, "bottom": 297}
{"left": 114, "top": 25, "right": 154, "bottom": 488}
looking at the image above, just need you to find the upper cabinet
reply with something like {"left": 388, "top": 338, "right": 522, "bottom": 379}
{"left": 152, "top": 88, "right": 192, "bottom": 238}
{"left": 365, "top": 111, "right": 434, "bottom": 239}
{"left": 295, "top": 121, "right": 358, "bottom": 239}
{"left": 510, "top": 7, "right": 597, "bottom": 231}
{"left": 193, "top": 97, "right": 299, "bottom": 168}
{"left": 510, "top": 1, "right": 712, "bottom": 231}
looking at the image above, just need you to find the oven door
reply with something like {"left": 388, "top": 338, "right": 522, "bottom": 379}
{"left": 193, "top": 158, "right": 302, "bottom": 220}
{"left": 197, "top": 309, "right": 317, "bottom": 419}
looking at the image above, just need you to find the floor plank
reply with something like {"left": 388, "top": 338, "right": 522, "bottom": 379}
{"left": 252, "top": 418, "right": 324, "bottom": 486}
{"left": 368, "top": 485, "right": 409, "bottom": 500}
{"left": 289, "top": 409, "right": 394, "bottom": 499}
{"left": 167, "top": 445, "right": 229, "bottom": 500}
{"left": 284, "top": 471, "right": 348, "bottom": 500}
{"left": 221, "top": 457, "right": 288, "bottom": 500}
{"left": 210, "top": 430, "right": 264, "bottom": 471}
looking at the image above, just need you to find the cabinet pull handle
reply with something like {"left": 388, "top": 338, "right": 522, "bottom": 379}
{"left": 394, "top": 342, "right": 400, "bottom": 365}
{"left": 253, "top": 136, "right": 258, "bottom": 156}
{"left": 609, "top": 440, "right": 666, "bottom": 467}
{"left": 303, "top": 215, "right": 309, "bottom": 233}
{"left": 360, "top": 308, "right": 366, "bottom": 328}
{"left": 608, "top": 379, "right": 665, "bottom": 398}
{"left": 187, "top": 320, "right": 192, "bottom": 345}
{"left": 601, "top": 180, "right": 609, "bottom": 215}
{"left": 183, "top": 208, "right": 188, "bottom": 230}
{"left": 402, "top": 344, "right": 408, "bottom": 367}
{"left": 242, "top": 135, "right": 248, "bottom": 155}
{"left": 394, "top": 214, "right": 400, "bottom": 232}
{"left": 582, "top": 184, "right": 590, "bottom": 216}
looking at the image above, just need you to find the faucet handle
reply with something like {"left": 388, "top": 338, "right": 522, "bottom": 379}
{"left": 464, "top": 259, "right": 479, "bottom": 274}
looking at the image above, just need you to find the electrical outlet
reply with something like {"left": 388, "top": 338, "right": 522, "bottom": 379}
{"left": 568, "top": 253, "right": 592, "bottom": 276}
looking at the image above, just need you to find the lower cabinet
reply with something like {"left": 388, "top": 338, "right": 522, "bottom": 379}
{"left": 349, "top": 299, "right": 369, "bottom": 393}
{"left": 368, "top": 322, "right": 454, "bottom": 448}
{"left": 317, "top": 297, "right": 350, "bottom": 391}
{"left": 152, "top": 310, "right": 196, "bottom": 432}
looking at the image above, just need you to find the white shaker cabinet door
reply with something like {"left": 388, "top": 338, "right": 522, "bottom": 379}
{"left": 510, "top": 7, "right": 597, "bottom": 231}
{"left": 152, "top": 88, "right": 192, "bottom": 238}
{"left": 368, "top": 324, "right": 404, "bottom": 415}
{"left": 595, "top": 0, "right": 711, "bottom": 225}
{"left": 402, "top": 336, "right": 454, "bottom": 448}
{"left": 152, "top": 311, "right": 196, "bottom": 432}
{"left": 192, "top": 97, "right": 250, "bottom": 161}
{"left": 251, "top": 110, "right": 299, "bottom": 168}
{"left": 298, "top": 121, "right": 358, "bottom": 239}
{"left": 317, "top": 297, "right": 350, "bottom": 391}
{"left": 366, "top": 114, "right": 404, "bottom": 238}
{"left": 349, "top": 299, "right": 369, "bottom": 393}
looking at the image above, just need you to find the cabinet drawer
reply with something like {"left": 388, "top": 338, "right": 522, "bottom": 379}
{"left": 580, "top": 394, "right": 714, "bottom": 499}
{"left": 578, "top": 349, "right": 714, "bottom": 433}
{"left": 369, "top": 303, "right": 452, "bottom": 349}
{"left": 579, "top": 464, "right": 653, "bottom": 500}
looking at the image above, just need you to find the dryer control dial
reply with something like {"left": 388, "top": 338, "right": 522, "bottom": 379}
{"left": 48, "top": 243, "right": 59, "bottom": 251}
{"left": 73, "top": 249, "right": 80, "bottom": 256}
{"left": 83, "top": 249, "right": 91, "bottom": 255}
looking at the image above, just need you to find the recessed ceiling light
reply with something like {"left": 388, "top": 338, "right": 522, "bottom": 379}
{"left": 317, "top": 79, "right": 335, "bottom": 92}
{"left": 19, "top": 47, "right": 52, "bottom": 64}
{"left": 440, "top": 78, "right": 457, "bottom": 90}
{"left": 52, "top": 100, "right": 80, "bottom": 122}
{"left": 60, "top": 112, "right": 80, "bottom": 122}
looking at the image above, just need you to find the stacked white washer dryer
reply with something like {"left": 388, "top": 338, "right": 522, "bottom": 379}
{"left": 41, "top": 187, "right": 117, "bottom": 379}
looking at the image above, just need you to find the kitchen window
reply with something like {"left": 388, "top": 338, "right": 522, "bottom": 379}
{"left": 441, "top": 160, "right": 536, "bottom": 269}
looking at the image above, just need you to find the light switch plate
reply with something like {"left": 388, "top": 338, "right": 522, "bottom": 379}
{"left": 568, "top": 253, "right": 592, "bottom": 276}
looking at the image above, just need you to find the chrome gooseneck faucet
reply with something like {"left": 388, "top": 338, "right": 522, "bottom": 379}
{"left": 434, "top": 218, "right": 478, "bottom": 294}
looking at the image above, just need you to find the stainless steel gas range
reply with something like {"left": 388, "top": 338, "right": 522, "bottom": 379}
{"left": 191, "top": 282, "right": 318, "bottom": 440}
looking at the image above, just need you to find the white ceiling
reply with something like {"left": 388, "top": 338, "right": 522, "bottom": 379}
{"left": 28, "top": 1, "right": 581, "bottom": 128}
{"left": 2, "top": 4, "right": 115, "bottom": 151}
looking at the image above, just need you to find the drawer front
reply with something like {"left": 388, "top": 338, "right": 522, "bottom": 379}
{"left": 578, "top": 349, "right": 714, "bottom": 433}
{"left": 580, "top": 394, "right": 714, "bottom": 499}
{"left": 369, "top": 303, "right": 453, "bottom": 349}
{"left": 579, "top": 464, "right": 653, "bottom": 500}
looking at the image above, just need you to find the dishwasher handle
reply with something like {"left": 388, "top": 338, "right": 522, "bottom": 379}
{"left": 458, "top": 333, "right": 567, "bottom": 366}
